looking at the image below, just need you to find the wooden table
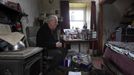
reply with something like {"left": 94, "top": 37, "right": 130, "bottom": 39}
{"left": 63, "top": 39, "right": 90, "bottom": 53}
{"left": 63, "top": 39, "right": 97, "bottom": 54}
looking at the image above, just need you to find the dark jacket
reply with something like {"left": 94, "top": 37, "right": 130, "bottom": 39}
{"left": 36, "top": 23, "right": 58, "bottom": 49}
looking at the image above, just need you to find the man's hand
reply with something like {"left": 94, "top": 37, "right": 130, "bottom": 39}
{"left": 56, "top": 41, "right": 62, "bottom": 48}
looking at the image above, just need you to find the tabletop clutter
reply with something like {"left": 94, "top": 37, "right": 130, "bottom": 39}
{"left": 63, "top": 28, "right": 91, "bottom": 40}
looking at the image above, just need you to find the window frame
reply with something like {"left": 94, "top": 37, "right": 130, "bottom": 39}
{"left": 69, "top": 8, "right": 86, "bottom": 29}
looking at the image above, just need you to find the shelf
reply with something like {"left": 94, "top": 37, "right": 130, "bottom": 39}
{"left": 0, "top": 3, "right": 27, "bottom": 17}
{"left": 0, "top": 3, "right": 28, "bottom": 24}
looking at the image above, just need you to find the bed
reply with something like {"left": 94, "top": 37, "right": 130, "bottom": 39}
{"left": 103, "top": 41, "right": 134, "bottom": 75}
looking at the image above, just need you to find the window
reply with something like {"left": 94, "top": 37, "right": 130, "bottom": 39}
{"left": 69, "top": 9, "right": 85, "bottom": 29}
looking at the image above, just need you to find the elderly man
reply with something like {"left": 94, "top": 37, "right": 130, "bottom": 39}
{"left": 36, "top": 15, "right": 67, "bottom": 74}
{"left": 36, "top": 15, "right": 62, "bottom": 48}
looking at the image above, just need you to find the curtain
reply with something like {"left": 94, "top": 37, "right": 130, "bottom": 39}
{"left": 60, "top": 1, "right": 70, "bottom": 30}
{"left": 98, "top": 0, "right": 104, "bottom": 54}
{"left": 89, "top": 1, "right": 98, "bottom": 55}
{"left": 90, "top": 1, "right": 96, "bottom": 31}
{"left": 60, "top": 1, "right": 70, "bottom": 49}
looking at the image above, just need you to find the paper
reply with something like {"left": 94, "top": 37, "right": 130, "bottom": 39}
{"left": 68, "top": 71, "right": 81, "bottom": 75}
{"left": 0, "top": 24, "right": 11, "bottom": 34}
{"left": 0, "top": 32, "right": 24, "bottom": 45}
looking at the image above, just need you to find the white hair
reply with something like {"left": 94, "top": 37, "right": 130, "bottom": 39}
{"left": 46, "top": 15, "right": 58, "bottom": 23}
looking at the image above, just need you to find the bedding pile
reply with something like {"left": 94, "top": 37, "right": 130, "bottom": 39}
{"left": 106, "top": 41, "right": 134, "bottom": 60}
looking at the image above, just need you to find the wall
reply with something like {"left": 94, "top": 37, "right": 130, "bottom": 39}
{"left": 95, "top": 0, "right": 99, "bottom": 26}
{"left": 103, "top": 0, "right": 134, "bottom": 43}
{"left": 103, "top": 4, "right": 121, "bottom": 43}
{"left": 114, "top": 0, "right": 134, "bottom": 16}
{"left": 8, "top": 0, "right": 40, "bottom": 26}
{"left": 6, "top": 0, "right": 41, "bottom": 46}
{"left": 86, "top": 2, "right": 91, "bottom": 29}
{"left": 41, "top": 0, "right": 60, "bottom": 15}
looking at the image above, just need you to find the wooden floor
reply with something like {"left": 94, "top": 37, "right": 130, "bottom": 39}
{"left": 91, "top": 56, "right": 104, "bottom": 69}
{"left": 45, "top": 56, "right": 106, "bottom": 75}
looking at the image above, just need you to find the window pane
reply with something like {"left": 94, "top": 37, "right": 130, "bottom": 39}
{"left": 70, "top": 10, "right": 84, "bottom": 21}
{"left": 70, "top": 21, "right": 84, "bottom": 29}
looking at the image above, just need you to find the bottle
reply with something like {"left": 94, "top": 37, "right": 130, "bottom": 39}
{"left": 64, "top": 56, "right": 71, "bottom": 67}
{"left": 92, "top": 31, "right": 97, "bottom": 39}
{"left": 91, "top": 24, "right": 97, "bottom": 39}
{"left": 83, "top": 22, "right": 87, "bottom": 30}
{"left": 67, "top": 56, "right": 71, "bottom": 67}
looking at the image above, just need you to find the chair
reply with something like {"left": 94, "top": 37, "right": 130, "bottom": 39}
{"left": 42, "top": 48, "right": 54, "bottom": 74}
{"left": 26, "top": 26, "right": 40, "bottom": 47}
{"left": 26, "top": 26, "right": 53, "bottom": 73}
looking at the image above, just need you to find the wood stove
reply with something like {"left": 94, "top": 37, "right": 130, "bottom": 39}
{"left": 0, "top": 47, "right": 43, "bottom": 75}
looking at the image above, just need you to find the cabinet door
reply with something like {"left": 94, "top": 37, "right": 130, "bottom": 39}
{"left": 0, "top": 60, "right": 23, "bottom": 75}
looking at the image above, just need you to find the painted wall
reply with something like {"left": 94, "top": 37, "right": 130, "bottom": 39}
{"left": 103, "top": 4, "right": 121, "bottom": 43}
{"left": 114, "top": 0, "right": 134, "bottom": 16}
{"left": 6, "top": 0, "right": 41, "bottom": 46}
{"left": 8, "top": 0, "right": 41, "bottom": 26}
{"left": 86, "top": 2, "right": 91, "bottom": 29}
{"left": 103, "top": 0, "right": 134, "bottom": 43}
{"left": 41, "top": 0, "right": 60, "bottom": 15}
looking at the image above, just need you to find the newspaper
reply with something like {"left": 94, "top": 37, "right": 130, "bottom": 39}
{"left": 0, "top": 32, "right": 24, "bottom": 45}
{"left": 0, "top": 24, "right": 11, "bottom": 34}
{"left": 0, "top": 24, "right": 24, "bottom": 45}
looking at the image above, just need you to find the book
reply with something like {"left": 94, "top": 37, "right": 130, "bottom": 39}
{"left": 68, "top": 71, "right": 81, "bottom": 75}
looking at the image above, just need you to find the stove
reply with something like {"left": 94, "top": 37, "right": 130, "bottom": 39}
{"left": 0, "top": 47, "right": 43, "bottom": 75}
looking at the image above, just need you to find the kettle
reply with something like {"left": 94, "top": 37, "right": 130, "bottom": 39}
{"left": 12, "top": 41, "right": 25, "bottom": 51}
